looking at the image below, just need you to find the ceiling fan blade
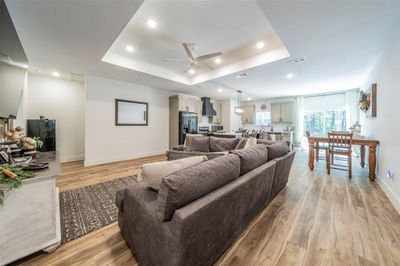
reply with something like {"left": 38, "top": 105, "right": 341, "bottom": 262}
{"left": 162, "top": 59, "right": 187, "bottom": 61}
{"left": 196, "top": 52, "right": 222, "bottom": 61}
{"left": 198, "top": 61, "right": 214, "bottom": 70}
{"left": 182, "top": 43, "right": 196, "bottom": 60}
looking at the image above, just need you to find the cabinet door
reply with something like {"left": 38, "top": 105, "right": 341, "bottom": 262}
{"left": 280, "top": 102, "right": 294, "bottom": 123}
{"left": 241, "top": 105, "right": 255, "bottom": 124}
{"left": 271, "top": 103, "right": 281, "bottom": 123}
{"left": 178, "top": 96, "right": 187, "bottom": 112}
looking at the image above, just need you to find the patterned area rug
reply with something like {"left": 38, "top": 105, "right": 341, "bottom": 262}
{"left": 59, "top": 176, "right": 137, "bottom": 244}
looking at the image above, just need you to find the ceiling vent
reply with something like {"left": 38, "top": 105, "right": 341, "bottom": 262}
{"left": 286, "top": 57, "right": 307, "bottom": 64}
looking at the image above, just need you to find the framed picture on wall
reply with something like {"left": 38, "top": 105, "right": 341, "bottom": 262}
{"left": 371, "top": 83, "right": 377, "bottom": 118}
{"left": 115, "top": 99, "right": 148, "bottom": 126}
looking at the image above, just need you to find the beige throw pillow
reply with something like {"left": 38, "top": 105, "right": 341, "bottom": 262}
{"left": 244, "top": 137, "right": 257, "bottom": 149}
{"left": 138, "top": 156, "right": 208, "bottom": 191}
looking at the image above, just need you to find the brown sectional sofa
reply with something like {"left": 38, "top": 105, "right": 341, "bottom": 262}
{"left": 116, "top": 143, "right": 295, "bottom": 266}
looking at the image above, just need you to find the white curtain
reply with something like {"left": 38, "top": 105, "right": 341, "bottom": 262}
{"left": 345, "top": 89, "right": 360, "bottom": 129}
{"left": 295, "top": 96, "right": 304, "bottom": 146}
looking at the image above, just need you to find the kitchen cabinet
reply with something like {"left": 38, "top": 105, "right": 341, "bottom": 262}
{"left": 271, "top": 102, "right": 294, "bottom": 123}
{"left": 241, "top": 104, "right": 255, "bottom": 124}
{"left": 177, "top": 95, "right": 201, "bottom": 113}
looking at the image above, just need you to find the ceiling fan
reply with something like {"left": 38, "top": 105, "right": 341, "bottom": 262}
{"left": 163, "top": 43, "right": 222, "bottom": 73}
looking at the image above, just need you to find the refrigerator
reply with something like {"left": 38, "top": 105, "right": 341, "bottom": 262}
{"left": 27, "top": 119, "right": 56, "bottom": 152}
{"left": 179, "top": 111, "right": 198, "bottom": 145}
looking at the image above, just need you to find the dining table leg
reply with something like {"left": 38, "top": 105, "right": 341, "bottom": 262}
{"left": 360, "top": 145, "right": 366, "bottom": 168}
{"left": 368, "top": 143, "right": 377, "bottom": 181}
{"left": 308, "top": 140, "right": 315, "bottom": 171}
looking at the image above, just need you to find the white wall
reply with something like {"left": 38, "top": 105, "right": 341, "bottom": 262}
{"left": 221, "top": 99, "right": 242, "bottom": 133}
{"left": 25, "top": 74, "right": 85, "bottom": 162}
{"left": 84, "top": 75, "right": 171, "bottom": 166}
{"left": 360, "top": 26, "right": 400, "bottom": 213}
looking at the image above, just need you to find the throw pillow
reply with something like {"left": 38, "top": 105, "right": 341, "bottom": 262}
{"left": 139, "top": 156, "right": 208, "bottom": 191}
{"left": 266, "top": 141, "right": 290, "bottom": 161}
{"left": 184, "top": 133, "right": 205, "bottom": 151}
{"left": 235, "top": 138, "right": 247, "bottom": 150}
{"left": 244, "top": 136, "right": 257, "bottom": 149}
{"left": 209, "top": 136, "right": 240, "bottom": 152}
{"left": 190, "top": 136, "right": 210, "bottom": 152}
{"left": 230, "top": 144, "right": 268, "bottom": 175}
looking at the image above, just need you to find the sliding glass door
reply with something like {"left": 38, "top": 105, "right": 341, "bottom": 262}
{"left": 304, "top": 110, "right": 347, "bottom": 136}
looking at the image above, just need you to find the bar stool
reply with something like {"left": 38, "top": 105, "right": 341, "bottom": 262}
{"left": 327, "top": 132, "right": 353, "bottom": 178}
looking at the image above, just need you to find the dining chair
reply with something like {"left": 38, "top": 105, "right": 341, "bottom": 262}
{"left": 306, "top": 131, "right": 328, "bottom": 162}
{"left": 327, "top": 132, "right": 353, "bottom": 178}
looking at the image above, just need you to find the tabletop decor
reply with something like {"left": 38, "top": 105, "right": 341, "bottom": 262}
{"left": 0, "top": 164, "right": 34, "bottom": 205}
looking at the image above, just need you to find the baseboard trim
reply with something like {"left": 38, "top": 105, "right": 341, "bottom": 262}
{"left": 377, "top": 175, "right": 400, "bottom": 215}
{"left": 60, "top": 154, "right": 84, "bottom": 163}
{"left": 83, "top": 150, "right": 165, "bottom": 167}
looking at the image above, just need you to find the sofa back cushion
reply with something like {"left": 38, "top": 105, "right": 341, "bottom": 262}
{"left": 230, "top": 144, "right": 268, "bottom": 175}
{"left": 190, "top": 136, "right": 210, "bottom": 152}
{"left": 141, "top": 156, "right": 208, "bottom": 191}
{"left": 209, "top": 136, "right": 240, "bottom": 152}
{"left": 266, "top": 141, "right": 290, "bottom": 161}
{"left": 184, "top": 133, "right": 205, "bottom": 151}
{"left": 157, "top": 154, "right": 240, "bottom": 221}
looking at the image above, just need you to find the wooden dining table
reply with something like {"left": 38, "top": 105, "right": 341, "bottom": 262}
{"left": 307, "top": 135, "right": 380, "bottom": 181}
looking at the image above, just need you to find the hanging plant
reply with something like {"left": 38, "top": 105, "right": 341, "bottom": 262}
{"left": 0, "top": 164, "right": 34, "bottom": 205}
{"left": 359, "top": 91, "right": 370, "bottom": 113}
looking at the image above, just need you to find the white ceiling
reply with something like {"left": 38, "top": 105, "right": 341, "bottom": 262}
{"left": 103, "top": 0, "right": 289, "bottom": 85}
{"left": 5, "top": 0, "right": 400, "bottom": 101}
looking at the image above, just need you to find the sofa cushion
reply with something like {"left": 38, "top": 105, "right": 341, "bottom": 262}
{"left": 266, "top": 141, "right": 290, "bottom": 161}
{"left": 257, "top": 139, "right": 276, "bottom": 145}
{"left": 235, "top": 138, "right": 247, "bottom": 150}
{"left": 209, "top": 136, "right": 240, "bottom": 152}
{"left": 230, "top": 144, "right": 268, "bottom": 175}
{"left": 190, "top": 137, "right": 210, "bottom": 152}
{"left": 140, "top": 156, "right": 208, "bottom": 190}
{"left": 184, "top": 133, "right": 205, "bottom": 151}
{"left": 157, "top": 154, "right": 240, "bottom": 221}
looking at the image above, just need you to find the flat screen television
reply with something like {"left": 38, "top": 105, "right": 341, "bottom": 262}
{"left": 0, "top": 0, "right": 28, "bottom": 119}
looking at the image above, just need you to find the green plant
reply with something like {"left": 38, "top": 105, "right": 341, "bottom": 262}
{"left": 33, "top": 136, "right": 43, "bottom": 150}
{"left": 0, "top": 164, "right": 34, "bottom": 205}
{"left": 359, "top": 91, "right": 370, "bottom": 113}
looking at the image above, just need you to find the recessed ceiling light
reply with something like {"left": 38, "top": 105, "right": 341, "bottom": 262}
{"left": 189, "top": 68, "right": 195, "bottom": 74}
{"left": 286, "top": 73, "right": 294, "bottom": 79}
{"left": 22, "top": 64, "right": 28, "bottom": 69}
{"left": 218, "top": 88, "right": 223, "bottom": 92}
{"left": 247, "top": 97, "right": 252, "bottom": 101}
{"left": 52, "top": 71, "right": 60, "bottom": 77}
{"left": 256, "top": 42, "right": 265, "bottom": 49}
{"left": 126, "top": 45, "right": 134, "bottom": 52}
{"left": 147, "top": 19, "right": 157, "bottom": 29}
{"left": 215, "top": 58, "right": 222, "bottom": 64}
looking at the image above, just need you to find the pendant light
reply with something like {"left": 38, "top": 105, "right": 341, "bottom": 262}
{"left": 234, "top": 90, "right": 244, "bottom": 115}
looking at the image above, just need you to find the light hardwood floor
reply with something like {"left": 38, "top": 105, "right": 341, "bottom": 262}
{"left": 15, "top": 152, "right": 400, "bottom": 266}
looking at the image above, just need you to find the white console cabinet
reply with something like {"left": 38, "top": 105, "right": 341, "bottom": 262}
{"left": 0, "top": 152, "right": 61, "bottom": 265}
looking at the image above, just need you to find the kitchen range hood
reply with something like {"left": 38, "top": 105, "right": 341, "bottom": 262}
{"left": 201, "top": 97, "right": 217, "bottom": 116}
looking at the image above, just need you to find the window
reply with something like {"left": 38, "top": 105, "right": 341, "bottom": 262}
{"left": 304, "top": 110, "right": 347, "bottom": 136}
{"left": 255, "top": 111, "right": 271, "bottom": 126}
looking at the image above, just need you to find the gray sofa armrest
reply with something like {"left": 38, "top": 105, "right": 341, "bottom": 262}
{"left": 166, "top": 150, "right": 226, "bottom": 161}
{"left": 172, "top": 144, "right": 185, "bottom": 151}
{"left": 118, "top": 183, "right": 182, "bottom": 266}
{"left": 171, "top": 160, "right": 277, "bottom": 266}
{"left": 271, "top": 151, "right": 296, "bottom": 198}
